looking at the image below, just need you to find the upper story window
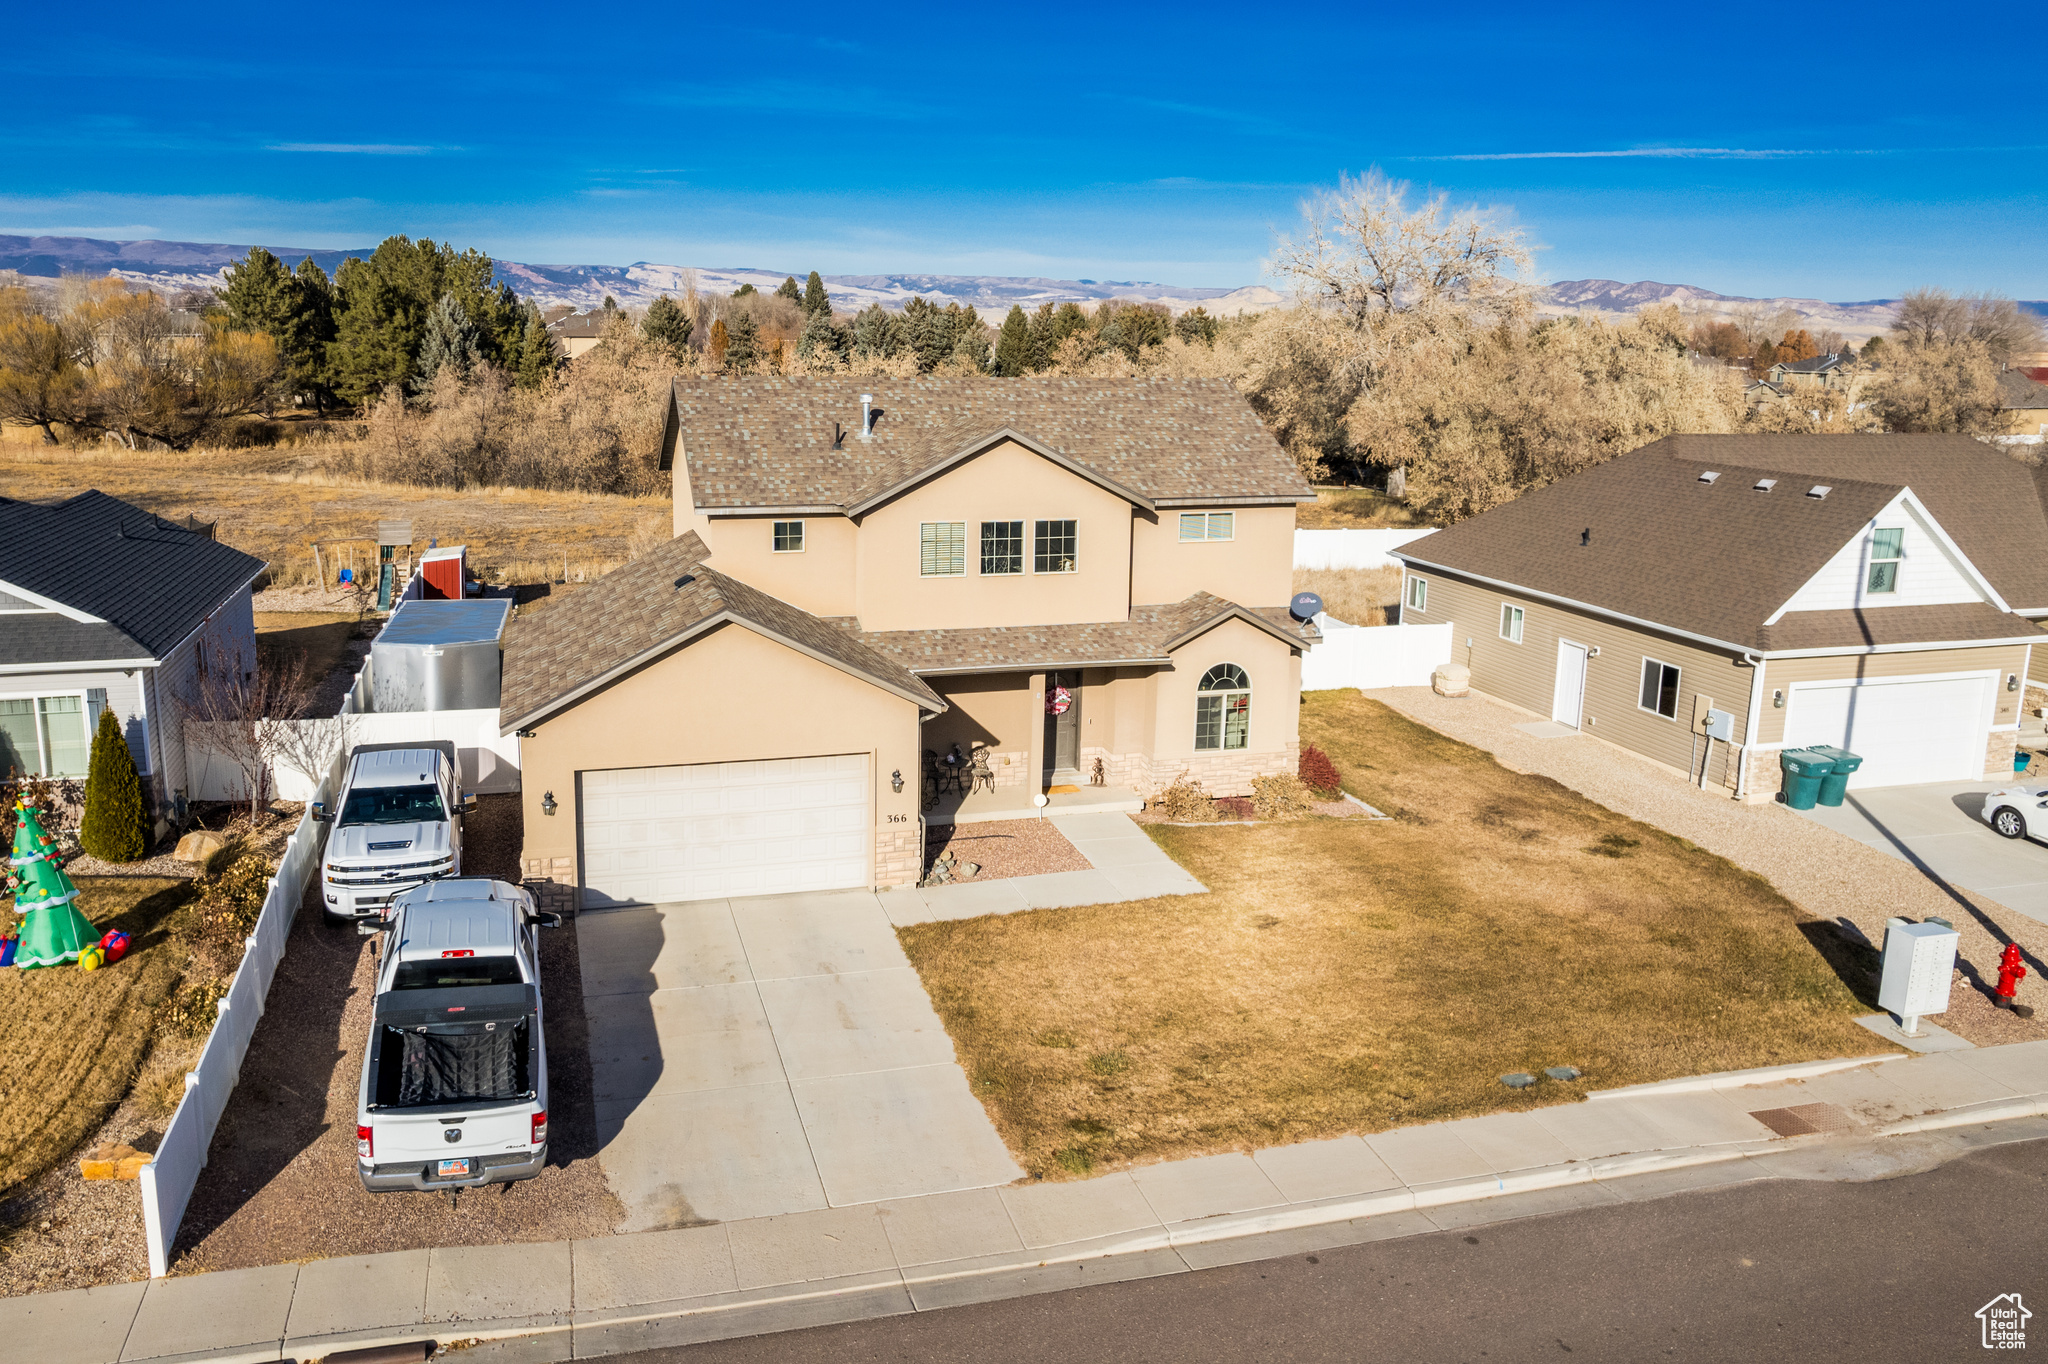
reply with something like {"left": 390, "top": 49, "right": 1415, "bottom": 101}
{"left": 772, "top": 520, "right": 805, "bottom": 553}
{"left": 1195, "top": 664, "right": 1250, "bottom": 751}
{"left": 1406, "top": 577, "right": 1428, "bottom": 614}
{"left": 1034, "top": 520, "right": 1077, "bottom": 573}
{"left": 980, "top": 521, "right": 1024, "bottom": 575}
{"left": 1178, "top": 512, "right": 1235, "bottom": 541}
{"left": 1499, "top": 603, "right": 1525, "bottom": 644}
{"left": 920, "top": 521, "right": 966, "bottom": 577}
{"left": 1866, "top": 527, "right": 1903, "bottom": 594}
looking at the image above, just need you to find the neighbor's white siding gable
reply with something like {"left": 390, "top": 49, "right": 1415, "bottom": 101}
{"left": 1770, "top": 490, "right": 1994, "bottom": 620}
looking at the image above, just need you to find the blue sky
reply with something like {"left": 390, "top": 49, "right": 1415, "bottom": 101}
{"left": 6, "top": 0, "right": 2040, "bottom": 298}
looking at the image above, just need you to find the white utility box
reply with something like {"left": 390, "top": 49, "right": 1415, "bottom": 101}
{"left": 1877, "top": 920, "right": 1959, "bottom": 1035}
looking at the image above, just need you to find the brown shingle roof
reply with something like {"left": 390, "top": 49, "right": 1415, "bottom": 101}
{"left": 1758, "top": 603, "right": 2042, "bottom": 652}
{"left": 855, "top": 593, "right": 1317, "bottom": 676}
{"left": 2000, "top": 369, "right": 2048, "bottom": 410}
{"left": 499, "top": 530, "right": 943, "bottom": 731}
{"left": 663, "top": 377, "right": 1314, "bottom": 511}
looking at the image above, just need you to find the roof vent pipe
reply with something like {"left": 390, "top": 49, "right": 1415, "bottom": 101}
{"left": 860, "top": 392, "right": 875, "bottom": 440}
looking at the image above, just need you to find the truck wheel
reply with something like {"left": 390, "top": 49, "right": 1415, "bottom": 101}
{"left": 1993, "top": 807, "right": 2028, "bottom": 840}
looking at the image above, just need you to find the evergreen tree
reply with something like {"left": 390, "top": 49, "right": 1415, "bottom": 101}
{"left": 601, "top": 294, "right": 620, "bottom": 313}
{"left": 732, "top": 283, "right": 757, "bottom": 298}
{"left": 797, "top": 307, "right": 846, "bottom": 365}
{"left": 774, "top": 275, "right": 802, "bottom": 305}
{"left": 289, "top": 257, "right": 340, "bottom": 410}
{"left": 849, "top": 304, "right": 901, "bottom": 359}
{"left": 219, "top": 247, "right": 297, "bottom": 339}
{"left": 515, "top": 300, "right": 558, "bottom": 389}
{"left": 642, "top": 294, "right": 694, "bottom": 365}
{"left": 994, "top": 305, "right": 1034, "bottom": 376}
{"left": 79, "top": 707, "right": 148, "bottom": 863}
{"left": 416, "top": 292, "right": 484, "bottom": 386}
{"left": 801, "top": 270, "right": 830, "bottom": 316}
{"left": 1173, "top": 305, "right": 1219, "bottom": 347}
{"left": 723, "top": 309, "right": 761, "bottom": 373}
{"left": 902, "top": 297, "right": 954, "bottom": 373}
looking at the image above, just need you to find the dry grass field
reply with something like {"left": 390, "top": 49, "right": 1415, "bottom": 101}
{"left": 1293, "top": 566, "right": 1402, "bottom": 625}
{"left": 899, "top": 692, "right": 1879, "bottom": 1181}
{"left": 0, "top": 879, "right": 197, "bottom": 1199}
{"left": 1295, "top": 488, "right": 1431, "bottom": 530}
{"left": 0, "top": 444, "right": 667, "bottom": 589}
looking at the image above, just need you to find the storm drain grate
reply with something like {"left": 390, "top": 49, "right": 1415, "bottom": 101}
{"left": 1748, "top": 1102, "right": 1858, "bottom": 1138}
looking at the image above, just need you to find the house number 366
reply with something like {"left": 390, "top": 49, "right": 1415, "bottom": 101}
{"left": 887, "top": 814, "right": 909, "bottom": 823}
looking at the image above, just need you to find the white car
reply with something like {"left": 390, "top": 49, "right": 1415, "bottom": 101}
{"left": 1983, "top": 786, "right": 2048, "bottom": 840}
{"left": 356, "top": 877, "right": 559, "bottom": 1193}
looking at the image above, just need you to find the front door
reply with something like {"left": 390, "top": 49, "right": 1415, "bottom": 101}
{"left": 1552, "top": 640, "right": 1589, "bottom": 728}
{"left": 1046, "top": 671, "right": 1082, "bottom": 776}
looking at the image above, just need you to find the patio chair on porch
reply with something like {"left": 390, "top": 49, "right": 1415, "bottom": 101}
{"left": 969, "top": 743, "right": 996, "bottom": 794}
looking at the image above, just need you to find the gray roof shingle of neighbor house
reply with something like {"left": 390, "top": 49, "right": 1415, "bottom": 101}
{"left": 0, "top": 490, "right": 266, "bottom": 666}
{"left": 1998, "top": 369, "right": 2048, "bottom": 410}
{"left": 661, "top": 377, "right": 1317, "bottom": 510}
{"left": 499, "top": 530, "right": 946, "bottom": 730}
{"left": 1395, "top": 434, "right": 2048, "bottom": 652}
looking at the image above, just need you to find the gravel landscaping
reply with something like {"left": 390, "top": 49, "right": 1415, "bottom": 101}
{"left": 1371, "top": 686, "right": 2048, "bottom": 1046}
{"left": 925, "top": 818, "right": 1092, "bottom": 881}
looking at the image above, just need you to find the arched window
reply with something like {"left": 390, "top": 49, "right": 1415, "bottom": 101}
{"left": 1195, "top": 664, "right": 1250, "bottom": 751}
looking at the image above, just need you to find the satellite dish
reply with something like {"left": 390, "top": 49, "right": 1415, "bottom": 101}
{"left": 1290, "top": 591, "right": 1324, "bottom": 621}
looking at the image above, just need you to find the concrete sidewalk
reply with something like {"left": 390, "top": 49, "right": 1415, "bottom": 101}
{"left": 18, "top": 1039, "right": 2048, "bottom": 1364}
{"left": 881, "top": 812, "right": 1205, "bottom": 926}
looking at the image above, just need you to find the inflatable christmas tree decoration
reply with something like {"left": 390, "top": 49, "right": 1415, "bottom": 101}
{"left": 9, "top": 801, "right": 99, "bottom": 969}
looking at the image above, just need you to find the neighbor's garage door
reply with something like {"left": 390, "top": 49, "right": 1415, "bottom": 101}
{"left": 579, "top": 755, "right": 870, "bottom": 907}
{"left": 1783, "top": 675, "right": 1990, "bottom": 789}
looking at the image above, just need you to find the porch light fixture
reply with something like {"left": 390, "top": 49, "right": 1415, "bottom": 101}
{"left": 1773, "top": 689, "right": 1785, "bottom": 708}
{"left": 542, "top": 790, "right": 557, "bottom": 817}
{"left": 891, "top": 769, "right": 904, "bottom": 794}
{"left": 2010, "top": 674, "right": 2021, "bottom": 692}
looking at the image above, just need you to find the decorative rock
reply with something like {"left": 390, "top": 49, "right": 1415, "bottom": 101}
{"left": 1500, "top": 1072, "right": 1537, "bottom": 1089}
{"left": 1432, "top": 663, "right": 1471, "bottom": 698}
{"left": 1544, "top": 1066, "right": 1582, "bottom": 1081}
{"left": 80, "top": 1143, "right": 149, "bottom": 1180}
{"left": 173, "top": 830, "right": 227, "bottom": 864}
{"left": 958, "top": 861, "right": 980, "bottom": 878}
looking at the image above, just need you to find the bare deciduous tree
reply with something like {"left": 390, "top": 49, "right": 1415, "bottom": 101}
{"left": 181, "top": 650, "right": 315, "bottom": 820}
{"left": 1891, "top": 288, "right": 2044, "bottom": 363}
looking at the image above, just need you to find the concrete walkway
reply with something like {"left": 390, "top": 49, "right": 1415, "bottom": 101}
{"left": 21, "top": 1040, "right": 2047, "bottom": 1364}
{"left": 578, "top": 891, "right": 1025, "bottom": 1230}
{"left": 1792, "top": 779, "right": 2048, "bottom": 926}
{"left": 882, "top": 813, "right": 1205, "bottom": 927}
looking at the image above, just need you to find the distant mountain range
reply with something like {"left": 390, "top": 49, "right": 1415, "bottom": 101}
{"left": 3, "top": 236, "right": 2041, "bottom": 339}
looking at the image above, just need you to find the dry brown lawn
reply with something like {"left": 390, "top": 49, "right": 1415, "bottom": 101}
{"left": 0, "top": 445, "right": 666, "bottom": 588}
{"left": 1293, "top": 567, "right": 1402, "bottom": 626}
{"left": 899, "top": 692, "right": 1880, "bottom": 1180}
{"left": 0, "top": 879, "right": 197, "bottom": 1198}
{"left": 1294, "top": 488, "right": 1431, "bottom": 530}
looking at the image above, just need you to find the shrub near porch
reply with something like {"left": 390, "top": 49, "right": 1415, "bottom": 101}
{"left": 898, "top": 692, "right": 1880, "bottom": 1180}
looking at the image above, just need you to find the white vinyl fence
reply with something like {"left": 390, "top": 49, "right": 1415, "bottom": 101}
{"left": 1294, "top": 528, "right": 1436, "bottom": 570}
{"left": 185, "top": 710, "right": 521, "bottom": 803}
{"left": 1301, "top": 617, "right": 1454, "bottom": 691}
{"left": 139, "top": 745, "right": 340, "bottom": 1277}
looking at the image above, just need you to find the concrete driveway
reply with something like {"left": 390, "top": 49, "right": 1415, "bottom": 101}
{"left": 1793, "top": 779, "right": 2048, "bottom": 925}
{"left": 577, "top": 890, "right": 1025, "bottom": 1231}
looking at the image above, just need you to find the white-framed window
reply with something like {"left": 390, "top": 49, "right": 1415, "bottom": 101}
{"left": 1195, "top": 664, "right": 1250, "bottom": 751}
{"left": 1406, "top": 577, "right": 1428, "bottom": 614}
{"left": 0, "top": 688, "right": 106, "bottom": 779}
{"left": 772, "top": 520, "right": 804, "bottom": 553}
{"left": 1033, "top": 519, "right": 1077, "bottom": 573}
{"left": 1178, "top": 511, "right": 1235, "bottom": 541}
{"left": 1638, "top": 658, "right": 1681, "bottom": 720}
{"left": 1867, "top": 527, "right": 1903, "bottom": 594}
{"left": 919, "top": 521, "right": 966, "bottom": 577}
{"left": 1499, "top": 603, "right": 1525, "bottom": 644}
{"left": 980, "top": 520, "right": 1024, "bottom": 575}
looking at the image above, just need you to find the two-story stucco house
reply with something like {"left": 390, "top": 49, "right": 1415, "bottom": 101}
{"left": 506, "top": 377, "right": 1316, "bottom": 907}
{"left": 1395, "top": 434, "right": 2048, "bottom": 801}
{"left": 1, "top": 491, "right": 264, "bottom": 832}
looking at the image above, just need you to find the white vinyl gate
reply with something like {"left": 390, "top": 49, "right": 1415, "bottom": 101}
{"left": 1782, "top": 674, "right": 1992, "bottom": 789}
{"left": 579, "top": 755, "right": 871, "bottom": 906}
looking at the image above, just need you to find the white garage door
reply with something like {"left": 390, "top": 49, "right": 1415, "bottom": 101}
{"left": 1782, "top": 675, "right": 1990, "bottom": 789}
{"left": 579, "top": 755, "right": 870, "bottom": 907}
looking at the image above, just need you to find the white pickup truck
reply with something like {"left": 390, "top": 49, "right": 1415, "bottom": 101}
{"left": 314, "top": 741, "right": 473, "bottom": 928}
{"left": 356, "top": 877, "right": 560, "bottom": 1193}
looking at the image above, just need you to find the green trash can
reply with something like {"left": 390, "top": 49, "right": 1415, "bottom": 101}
{"left": 1807, "top": 745, "right": 1863, "bottom": 807}
{"left": 1779, "top": 749, "right": 1834, "bottom": 811}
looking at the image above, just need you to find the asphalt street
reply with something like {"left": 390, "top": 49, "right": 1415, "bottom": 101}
{"left": 595, "top": 1136, "right": 2048, "bottom": 1364}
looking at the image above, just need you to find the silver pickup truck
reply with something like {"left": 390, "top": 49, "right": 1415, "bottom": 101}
{"left": 315, "top": 741, "right": 474, "bottom": 928}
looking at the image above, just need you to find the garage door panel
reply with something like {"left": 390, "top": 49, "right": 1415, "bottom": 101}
{"left": 580, "top": 755, "right": 872, "bottom": 907}
{"left": 1784, "top": 675, "right": 1989, "bottom": 788}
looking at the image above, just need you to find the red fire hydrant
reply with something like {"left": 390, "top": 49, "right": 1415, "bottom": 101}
{"left": 1995, "top": 943, "right": 2028, "bottom": 1010}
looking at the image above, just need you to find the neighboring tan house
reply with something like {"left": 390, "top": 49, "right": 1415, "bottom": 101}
{"left": 0, "top": 491, "right": 264, "bottom": 831}
{"left": 1394, "top": 435, "right": 2048, "bottom": 801}
{"left": 1998, "top": 369, "right": 2048, "bottom": 442}
{"left": 1747, "top": 353, "right": 1853, "bottom": 409}
{"left": 545, "top": 310, "right": 608, "bottom": 360}
{"left": 504, "top": 377, "right": 1316, "bottom": 905}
